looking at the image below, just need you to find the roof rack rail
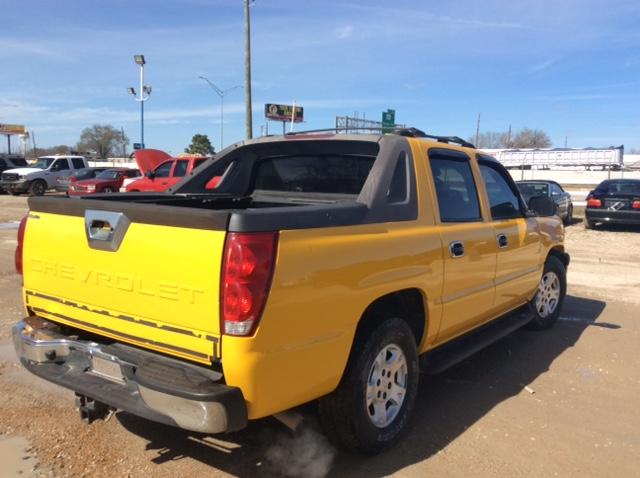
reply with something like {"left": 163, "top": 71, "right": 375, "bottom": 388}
{"left": 283, "top": 127, "right": 475, "bottom": 148}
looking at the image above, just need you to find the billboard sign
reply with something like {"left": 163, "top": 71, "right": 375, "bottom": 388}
{"left": 265, "top": 103, "right": 304, "bottom": 122}
{"left": 0, "top": 124, "right": 26, "bottom": 135}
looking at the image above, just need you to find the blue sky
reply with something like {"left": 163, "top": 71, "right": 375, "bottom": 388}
{"left": 2, "top": 0, "right": 640, "bottom": 154}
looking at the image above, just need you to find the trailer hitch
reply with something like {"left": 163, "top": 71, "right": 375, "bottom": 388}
{"left": 74, "top": 394, "right": 115, "bottom": 424}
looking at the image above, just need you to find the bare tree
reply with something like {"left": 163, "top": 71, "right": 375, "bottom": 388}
{"left": 512, "top": 128, "right": 551, "bottom": 148}
{"left": 471, "top": 131, "right": 510, "bottom": 148}
{"left": 471, "top": 127, "right": 552, "bottom": 149}
{"left": 77, "top": 125, "right": 129, "bottom": 159}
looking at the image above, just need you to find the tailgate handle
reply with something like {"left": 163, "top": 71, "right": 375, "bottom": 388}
{"left": 85, "top": 210, "right": 130, "bottom": 252}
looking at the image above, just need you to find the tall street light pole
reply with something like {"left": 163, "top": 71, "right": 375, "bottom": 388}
{"left": 198, "top": 77, "right": 241, "bottom": 151}
{"left": 128, "top": 55, "right": 151, "bottom": 148}
{"left": 244, "top": 0, "right": 253, "bottom": 140}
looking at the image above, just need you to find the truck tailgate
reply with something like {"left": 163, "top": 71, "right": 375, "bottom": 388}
{"left": 23, "top": 199, "right": 227, "bottom": 365}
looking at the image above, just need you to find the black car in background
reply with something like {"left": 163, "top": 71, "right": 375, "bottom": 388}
{"left": 584, "top": 179, "right": 640, "bottom": 229}
{"left": 516, "top": 180, "right": 574, "bottom": 225}
{"left": 55, "top": 167, "right": 109, "bottom": 193}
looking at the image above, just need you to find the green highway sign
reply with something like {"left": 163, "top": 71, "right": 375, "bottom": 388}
{"left": 382, "top": 109, "right": 395, "bottom": 133}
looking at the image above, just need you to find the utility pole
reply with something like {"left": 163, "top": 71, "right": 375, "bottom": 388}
{"left": 244, "top": 0, "right": 253, "bottom": 140}
{"left": 475, "top": 113, "right": 481, "bottom": 146}
{"left": 564, "top": 136, "right": 568, "bottom": 148}
{"left": 121, "top": 127, "right": 127, "bottom": 162}
{"left": 507, "top": 124, "right": 512, "bottom": 147}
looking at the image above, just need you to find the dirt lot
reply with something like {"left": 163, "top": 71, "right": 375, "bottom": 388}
{"left": 0, "top": 194, "right": 638, "bottom": 478}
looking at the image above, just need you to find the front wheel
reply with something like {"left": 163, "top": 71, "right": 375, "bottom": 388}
{"left": 584, "top": 217, "right": 596, "bottom": 230}
{"left": 102, "top": 186, "right": 114, "bottom": 193}
{"left": 318, "top": 318, "right": 419, "bottom": 454}
{"left": 28, "top": 180, "right": 47, "bottom": 196}
{"left": 527, "top": 255, "right": 566, "bottom": 330}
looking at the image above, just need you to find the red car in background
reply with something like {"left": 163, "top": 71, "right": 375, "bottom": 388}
{"left": 126, "top": 153, "right": 208, "bottom": 192}
{"left": 68, "top": 168, "right": 141, "bottom": 196}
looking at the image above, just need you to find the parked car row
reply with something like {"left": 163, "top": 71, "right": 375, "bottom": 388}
{"left": 515, "top": 180, "right": 574, "bottom": 225}
{"left": 0, "top": 150, "right": 211, "bottom": 196}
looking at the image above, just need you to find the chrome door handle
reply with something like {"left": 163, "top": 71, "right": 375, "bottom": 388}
{"left": 449, "top": 241, "right": 464, "bottom": 258}
{"left": 497, "top": 233, "right": 508, "bottom": 248}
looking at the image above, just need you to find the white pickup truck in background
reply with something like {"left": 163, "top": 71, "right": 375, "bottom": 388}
{"left": 0, "top": 155, "right": 89, "bottom": 196}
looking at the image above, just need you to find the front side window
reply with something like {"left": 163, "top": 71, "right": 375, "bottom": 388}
{"left": 173, "top": 160, "right": 188, "bottom": 178}
{"left": 127, "top": 169, "right": 141, "bottom": 178}
{"left": 51, "top": 158, "right": 69, "bottom": 171}
{"left": 429, "top": 150, "right": 481, "bottom": 222}
{"left": 479, "top": 160, "right": 523, "bottom": 220}
{"left": 154, "top": 161, "right": 173, "bottom": 178}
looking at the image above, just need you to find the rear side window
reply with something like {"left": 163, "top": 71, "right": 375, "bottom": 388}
{"left": 429, "top": 150, "right": 481, "bottom": 222}
{"left": 173, "top": 160, "right": 188, "bottom": 178}
{"left": 127, "top": 169, "right": 141, "bottom": 178}
{"left": 11, "top": 158, "right": 28, "bottom": 167}
{"left": 194, "top": 159, "right": 206, "bottom": 169}
{"left": 154, "top": 161, "right": 172, "bottom": 178}
{"left": 72, "top": 158, "right": 85, "bottom": 169}
{"left": 254, "top": 155, "right": 375, "bottom": 195}
{"left": 479, "top": 161, "right": 523, "bottom": 219}
{"left": 0, "top": 159, "right": 6, "bottom": 167}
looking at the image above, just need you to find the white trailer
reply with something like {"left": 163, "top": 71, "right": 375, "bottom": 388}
{"left": 482, "top": 146, "right": 624, "bottom": 170}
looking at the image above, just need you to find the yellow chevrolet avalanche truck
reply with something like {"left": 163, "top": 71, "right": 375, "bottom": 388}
{"left": 12, "top": 129, "right": 568, "bottom": 454}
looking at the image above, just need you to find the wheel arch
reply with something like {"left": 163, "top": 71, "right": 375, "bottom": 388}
{"left": 547, "top": 245, "right": 570, "bottom": 269}
{"left": 354, "top": 288, "right": 427, "bottom": 350}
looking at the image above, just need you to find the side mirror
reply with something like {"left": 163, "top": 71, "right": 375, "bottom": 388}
{"left": 145, "top": 170, "right": 156, "bottom": 180}
{"left": 528, "top": 195, "right": 558, "bottom": 217}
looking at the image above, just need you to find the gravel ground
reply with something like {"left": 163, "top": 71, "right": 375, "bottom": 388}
{"left": 0, "top": 195, "right": 638, "bottom": 478}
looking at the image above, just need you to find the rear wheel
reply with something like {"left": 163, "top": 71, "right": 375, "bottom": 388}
{"left": 584, "top": 217, "right": 596, "bottom": 229}
{"left": 28, "top": 180, "right": 47, "bottom": 196}
{"left": 102, "top": 186, "right": 114, "bottom": 193}
{"left": 527, "top": 256, "right": 566, "bottom": 330}
{"left": 318, "top": 318, "right": 419, "bottom": 454}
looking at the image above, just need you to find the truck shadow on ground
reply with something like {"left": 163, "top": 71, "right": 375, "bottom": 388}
{"left": 117, "top": 294, "right": 607, "bottom": 478}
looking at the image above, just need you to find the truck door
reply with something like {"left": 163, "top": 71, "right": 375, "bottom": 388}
{"left": 477, "top": 157, "right": 541, "bottom": 312}
{"left": 428, "top": 149, "right": 497, "bottom": 342}
{"left": 48, "top": 158, "right": 70, "bottom": 185}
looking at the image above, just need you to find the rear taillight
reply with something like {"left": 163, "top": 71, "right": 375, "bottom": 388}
{"left": 15, "top": 215, "right": 28, "bottom": 275}
{"left": 632, "top": 200, "right": 640, "bottom": 210}
{"left": 221, "top": 232, "right": 278, "bottom": 336}
{"left": 586, "top": 198, "right": 602, "bottom": 208}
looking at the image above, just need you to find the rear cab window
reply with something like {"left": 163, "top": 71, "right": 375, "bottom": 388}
{"left": 253, "top": 155, "right": 375, "bottom": 195}
{"left": 72, "top": 158, "right": 85, "bottom": 169}
{"left": 428, "top": 149, "right": 482, "bottom": 222}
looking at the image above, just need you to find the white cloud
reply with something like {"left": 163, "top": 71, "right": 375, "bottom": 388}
{"left": 335, "top": 25, "right": 354, "bottom": 39}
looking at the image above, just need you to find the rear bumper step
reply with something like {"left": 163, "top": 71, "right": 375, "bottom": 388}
{"left": 12, "top": 317, "right": 247, "bottom": 433}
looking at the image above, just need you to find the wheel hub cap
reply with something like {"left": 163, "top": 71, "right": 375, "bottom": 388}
{"left": 535, "top": 271, "right": 560, "bottom": 318}
{"left": 366, "top": 344, "right": 408, "bottom": 428}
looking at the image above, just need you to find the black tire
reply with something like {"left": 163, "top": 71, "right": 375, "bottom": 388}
{"left": 584, "top": 217, "right": 595, "bottom": 230}
{"left": 318, "top": 318, "right": 419, "bottom": 454}
{"left": 28, "top": 179, "right": 47, "bottom": 196}
{"left": 563, "top": 205, "right": 573, "bottom": 226}
{"left": 527, "top": 255, "right": 566, "bottom": 330}
{"left": 102, "top": 186, "right": 114, "bottom": 193}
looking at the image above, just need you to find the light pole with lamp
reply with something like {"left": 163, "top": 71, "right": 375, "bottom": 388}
{"left": 198, "top": 76, "right": 241, "bottom": 151}
{"left": 127, "top": 54, "right": 151, "bottom": 149}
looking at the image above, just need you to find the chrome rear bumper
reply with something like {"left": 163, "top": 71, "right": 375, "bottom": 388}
{"left": 13, "top": 317, "right": 247, "bottom": 433}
